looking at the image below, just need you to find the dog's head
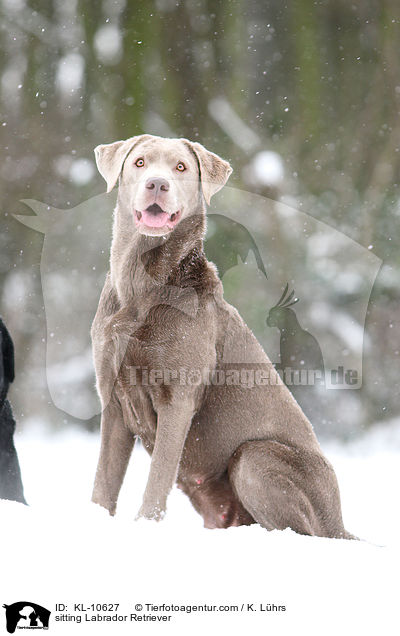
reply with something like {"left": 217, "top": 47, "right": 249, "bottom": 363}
{"left": 94, "top": 134, "right": 232, "bottom": 236}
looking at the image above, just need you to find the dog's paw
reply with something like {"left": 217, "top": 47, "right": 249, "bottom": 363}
{"left": 136, "top": 504, "right": 166, "bottom": 522}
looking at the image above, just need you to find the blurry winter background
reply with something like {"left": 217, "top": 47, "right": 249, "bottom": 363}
{"left": 0, "top": 2, "right": 399, "bottom": 440}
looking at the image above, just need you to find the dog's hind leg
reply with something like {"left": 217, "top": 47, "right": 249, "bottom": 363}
{"left": 92, "top": 396, "right": 135, "bottom": 515}
{"left": 183, "top": 472, "right": 255, "bottom": 529}
{"left": 228, "top": 439, "right": 352, "bottom": 539}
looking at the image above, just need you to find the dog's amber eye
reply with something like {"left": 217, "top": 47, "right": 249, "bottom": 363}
{"left": 176, "top": 162, "right": 186, "bottom": 172}
{"left": 135, "top": 158, "right": 145, "bottom": 167}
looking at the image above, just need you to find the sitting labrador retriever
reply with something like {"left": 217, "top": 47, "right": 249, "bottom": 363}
{"left": 91, "top": 134, "right": 353, "bottom": 538}
{"left": 0, "top": 317, "right": 26, "bottom": 504}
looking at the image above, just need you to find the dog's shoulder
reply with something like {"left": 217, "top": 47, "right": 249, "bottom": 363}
{"left": 91, "top": 273, "right": 121, "bottom": 337}
{"left": 96, "top": 272, "right": 119, "bottom": 311}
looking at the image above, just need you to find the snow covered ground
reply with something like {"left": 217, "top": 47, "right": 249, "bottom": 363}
{"left": 1, "top": 420, "right": 399, "bottom": 635}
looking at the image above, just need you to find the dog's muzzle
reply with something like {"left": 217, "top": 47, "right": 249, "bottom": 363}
{"left": 135, "top": 203, "right": 181, "bottom": 229}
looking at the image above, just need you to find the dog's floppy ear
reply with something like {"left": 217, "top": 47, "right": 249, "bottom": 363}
{"left": 187, "top": 141, "right": 232, "bottom": 205}
{"left": 94, "top": 134, "right": 151, "bottom": 193}
{"left": 189, "top": 141, "right": 232, "bottom": 206}
{"left": 1, "top": 321, "right": 15, "bottom": 384}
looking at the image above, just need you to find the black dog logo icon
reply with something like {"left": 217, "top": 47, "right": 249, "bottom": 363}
{"left": 3, "top": 602, "right": 50, "bottom": 633}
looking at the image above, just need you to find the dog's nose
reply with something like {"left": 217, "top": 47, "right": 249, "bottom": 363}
{"left": 145, "top": 177, "right": 170, "bottom": 194}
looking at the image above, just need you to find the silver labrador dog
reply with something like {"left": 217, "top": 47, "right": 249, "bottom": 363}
{"left": 91, "top": 134, "right": 353, "bottom": 538}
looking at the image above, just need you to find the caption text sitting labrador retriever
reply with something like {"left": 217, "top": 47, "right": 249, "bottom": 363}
{"left": 91, "top": 134, "right": 354, "bottom": 538}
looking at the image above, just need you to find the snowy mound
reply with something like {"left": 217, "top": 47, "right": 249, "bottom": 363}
{"left": 1, "top": 423, "right": 398, "bottom": 634}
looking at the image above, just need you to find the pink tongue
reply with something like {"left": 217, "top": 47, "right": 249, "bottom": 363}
{"left": 141, "top": 208, "right": 169, "bottom": 228}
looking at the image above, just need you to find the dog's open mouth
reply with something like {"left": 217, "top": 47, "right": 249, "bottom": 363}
{"left": 135, "top": 204, "right": 181, "bottom": 230}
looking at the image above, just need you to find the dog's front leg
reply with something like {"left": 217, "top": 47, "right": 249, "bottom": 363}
{"left": 137, "top": 402, "right": 194, "bottom": 521}
{"left": 92, "top": 397, "right": 136, "bottom": 515}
